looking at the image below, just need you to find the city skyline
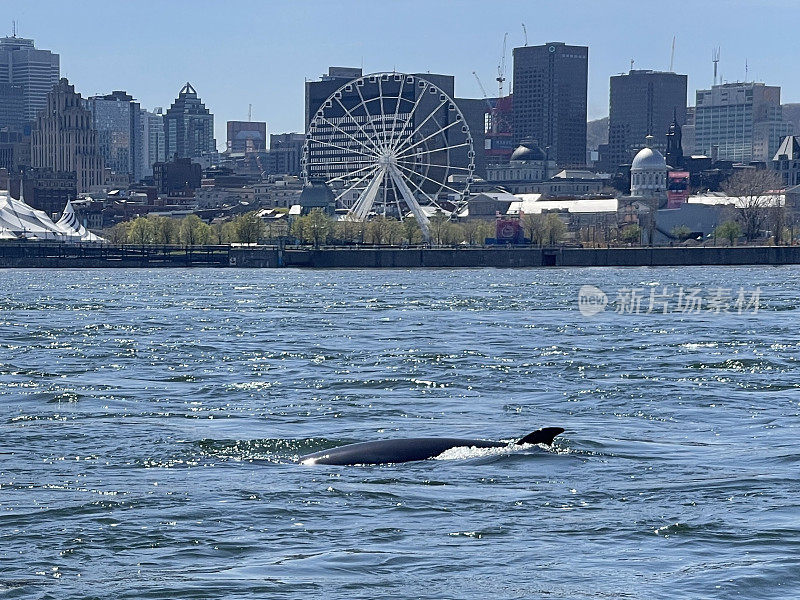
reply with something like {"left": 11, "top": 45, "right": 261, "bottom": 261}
{"left": 8, "top": 0, "right": 800, "bottom": 149}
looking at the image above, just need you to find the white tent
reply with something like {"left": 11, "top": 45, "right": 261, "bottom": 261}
{"left": 0, "top": 190, "right": 68, "bottom": 240}
{"left": 56, "top": 201, "right": 105, "bottom": 242}
{"left": 0, "top": 190, "right": 104, "bottom": 243}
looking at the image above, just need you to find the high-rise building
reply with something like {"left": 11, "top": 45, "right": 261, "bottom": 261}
{"left": 227, "top": 121, "right": 267, "bottom": 153}
{"left": 31, "top": 78, "right": 104, "bottom": 194}
{"left": 0, "top": 35, "right": 60, "bottom": 123}
{"left": 86, "top": 91, "right": 141, "bottom": 181}
{"left": 512, "top": 42, "right": 588, "bottom": 167}
{"left": 304, "top": 67, "right": 364, "bottom": 128}
{"left": 694, "top": 82, "right": 793, "bottom": 163}
{"left": 607, "top": 70, "right": 687, "bottom": 168}
{"left": 163, "top": 82, "right": 216, "bottom": 160}
{"left": 0, "top": 83, "right": 25, "bottom": 129}
{"left": 139, "top": 107, "right": 165, "bottom": 179}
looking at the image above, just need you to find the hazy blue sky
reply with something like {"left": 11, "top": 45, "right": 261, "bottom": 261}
{"left": 8, "top": 0, "right": 800, "bottom": 149}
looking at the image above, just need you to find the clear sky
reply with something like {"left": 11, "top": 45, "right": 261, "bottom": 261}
{"left": 7, "top": 0, "right": 800, "bottom": 149}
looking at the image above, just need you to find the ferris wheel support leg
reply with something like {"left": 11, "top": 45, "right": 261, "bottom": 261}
{"left": 349, "top": 168, "right": 385, "bottom": 221}
{"left": 388, "top": 165, "right": 432, "bottom": 242}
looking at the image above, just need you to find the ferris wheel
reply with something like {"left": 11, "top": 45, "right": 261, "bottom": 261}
{"left": 302, "top": 72, "right": 475, "bottom": 240}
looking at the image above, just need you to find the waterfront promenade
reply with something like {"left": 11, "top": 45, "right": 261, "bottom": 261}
{"left": 2, "top": 241, "right": 800, "bottom": 268}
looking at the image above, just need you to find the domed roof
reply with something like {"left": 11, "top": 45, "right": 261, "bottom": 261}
{"left": 631, "top": 146, "right": 667, "bottom": 171}
{"left": 510, "top": 139, "right": 547, "bottom": 162}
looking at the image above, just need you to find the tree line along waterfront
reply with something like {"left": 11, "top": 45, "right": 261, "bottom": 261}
{"left": 102, "top": 206, "right": 781, "bottom": 249}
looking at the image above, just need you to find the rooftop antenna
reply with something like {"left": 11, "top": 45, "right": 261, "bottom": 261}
{"left": 630, "top": 58, "right": 635, "bottom": 71}
{"left": 11, "top": 19, "right": 16, "bottom": 37}
{"left": 248, "top": 103, "right": 252, "bottom": 122}
{"left": 712, "top": 47, "right": 720, "bottom": 85}
{"left": 669, "top": 36, "right": 676, "bottom": 72}
{"left": 521, "top": 22, "right": 528, "bottom": 46}
{"left": 745, "top": 58, "right": 749, "bottom": 82}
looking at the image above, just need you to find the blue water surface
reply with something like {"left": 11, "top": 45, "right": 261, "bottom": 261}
{"left": 1, "top": 267, "right": 799, "bottom": 599}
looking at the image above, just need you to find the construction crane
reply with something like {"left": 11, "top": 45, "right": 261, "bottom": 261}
{"left": 669, "top": 36, "right": 676, "bottom": 72}
{"left": 496, "top": 32, "right": 508, "bottom": 98}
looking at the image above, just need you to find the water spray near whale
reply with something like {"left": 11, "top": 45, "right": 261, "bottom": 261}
{"left": 299, "top": 427, "right": 565, "bottom": 465}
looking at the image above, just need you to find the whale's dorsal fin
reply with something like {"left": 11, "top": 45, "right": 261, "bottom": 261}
{"left": 515, "top": 427, "right": 564, "bottom": 446}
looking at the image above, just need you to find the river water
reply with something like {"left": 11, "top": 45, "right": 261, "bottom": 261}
{"left": 1, "top": 267, "right": 799, "bottom": 599}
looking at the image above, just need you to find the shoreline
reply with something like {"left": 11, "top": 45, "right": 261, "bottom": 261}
{"left": 2, "top": 242, "right": 800, "bottom": 268}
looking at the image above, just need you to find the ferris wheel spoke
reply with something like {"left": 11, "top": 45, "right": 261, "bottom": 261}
{"left": 308, "top": 136, "right": 376, "bottom": 160}
{"left": 387, "top": 166, "right": 432, "bottom": 242}
{"left": 391, "top": 97, "right": 450, "bottom": 153}
{"left": 316, "top": 114, "right": 381, "bottom": 157}
{"left": 387, "top": 81, "right": 431, "bottom": 153}
{"left": 395, "top": 141, "right": 473, "bottom": 162}
{"left": 332, "top": 96, "right": 384, "bottom": 155}
{"left": 334, "top": 164, "right": 381, "bottom": 204}
{"left": 350, "top": 168, "right": 385, "bottom": 221}
{"left": 393, "top": 118, "right": 463, "bottom": 159}
{"left": 376, "top": 77, "right": 391, "bottom": 151}
{"left": 385, "top": 76, "right": 409, "bottom": 151}
{"left": 325, "top": 161, "right": 380, "bottom": 183}
{"left": 353, "top": 81, "right": 387, "bottom": 153}
{"left": 394, "top": 162, "right": 465, "bottom": 197}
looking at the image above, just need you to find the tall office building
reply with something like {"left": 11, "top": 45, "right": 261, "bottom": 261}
{"left": 31, "top": 78, "right": 104, "bottom": 194}
{"left": 86, "top": 91, "right": 141, "bottom": 181}
{"left": 512, "top": 42, "right": 588, "bottom": 167}
{"left": 304, "top": 67, "right": 364, "bottom": 128}
{"left": 0, "top": 35, "right": 60, "bottom": 123}
{"left": 139, "top": 107, "right": 165, "bottom": 179}
{"left": 607, "top": 70, "right": 687, "bottom": 168}
{"left": 0, "top": 83, "right": 25, "bottom": 129}
{"left": 694, "top": 82, "right": 792, "bottom": 163}
{"left": 163, "top": 82, "right": 216, "bottom": 160}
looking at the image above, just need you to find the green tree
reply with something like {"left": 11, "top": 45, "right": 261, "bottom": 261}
{"left": 179, "top": 214, "right": 212, "bottom": 246}
{"left": 714, "top": 220, "right": 742, "bottom": 245}
{"left": 401, "top": 216, "right": 421, "bottom": 244}
{"left": 233, "top": 211, "right": 266, "bottom": 244}
{"left": 546, "top": 214, "right": 567, "bottom": 245}
{"left": 670, "top": 225, "right": 693, "bottom": 241}
{"left": 107, "top": 221, "right": 130, "bottom": 244}
{"left": 385, "top": 218, "right": 403, "bottom": 246}
{"left": 128, "top": 217, "right": 156, "bottom": 245}
{"left": 293, "top": 208, "right": 332, "bottom": 247}
{"left": 521, "top": 213, "right": 550, "bottom": 245}
{"left": 475, "top": 220, "right": 495, "bottom": 246}
{"left": 428, "top": 211, "right": 449, "bottom": 245}
{"left": 620, "top": 224, "right": 642, "bottom": 245}
{"left": 148, "top": 215, "right": 180, "bottom": 245}
{"left": 366, "top": 215, "right": 390, "bottom": 244}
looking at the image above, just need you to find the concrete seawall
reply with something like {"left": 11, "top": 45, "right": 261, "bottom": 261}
{"left": 3, "top": 243, "right": 800, "bottom": 268}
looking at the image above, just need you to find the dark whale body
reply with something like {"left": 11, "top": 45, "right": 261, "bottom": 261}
{"left": 299, "top": 427, "right": 564, "bottom": 465}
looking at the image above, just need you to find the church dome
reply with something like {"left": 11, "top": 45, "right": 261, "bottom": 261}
{"left": 510, "top": 139, "right": 547, "bottom": 162}
{"left": 631, "top": 146, "right": 667, "bottom": 171}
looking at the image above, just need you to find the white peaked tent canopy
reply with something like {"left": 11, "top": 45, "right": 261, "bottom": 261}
{"left": 0, "top": 190, "right": 103, "bottom": 242}
{"left": 56, "top": 201, "right": 105, "bottom": 242}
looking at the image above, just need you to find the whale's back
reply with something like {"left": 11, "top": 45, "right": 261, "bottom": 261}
{"left": 300, "top": 437, "right": 503, "bottom": 465}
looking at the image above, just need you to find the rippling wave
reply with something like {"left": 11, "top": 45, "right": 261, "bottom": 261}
{"left": 2, "top": 267, "right": 800, "bottom": 599}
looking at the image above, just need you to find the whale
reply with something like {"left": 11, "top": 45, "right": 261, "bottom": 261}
{"left": 298, "top": 427, "right": 564, "bottom": 465}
